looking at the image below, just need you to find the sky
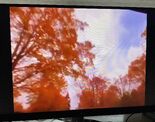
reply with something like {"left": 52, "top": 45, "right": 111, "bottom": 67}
{"left": 75, "top": 9, "right": 146, "bottom": 80}
{"left": 66, "top": 9, "right": 146, "bottom": 109}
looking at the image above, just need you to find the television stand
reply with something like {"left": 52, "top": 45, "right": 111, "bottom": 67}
{"left": 63, "top": 117, "right": 100, "bottom": 122}
{"left": 143, "top": 112, "right": 155, "bottom": 121}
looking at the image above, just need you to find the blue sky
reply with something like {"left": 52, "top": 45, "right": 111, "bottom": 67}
{"left": 75, "top": 9, "right": 146, "bottom": 79}
{"left": 118, "top": 10, "right": 146, "bottom": 52}
{"left": 105, "top": 10, "right": 146, "bottom": 76}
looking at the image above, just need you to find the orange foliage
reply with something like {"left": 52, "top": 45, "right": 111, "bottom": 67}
{"left": 79, "top": 77, "right": 108, "bottom": 109}
{"left": 23, "top": 83, "right": 70, "bottom": 112}
{"left": 11, "top": 7, "right": 94, "bottom": 112}
{"left": 79, "top": 83, "right": 120, "bottom": 109}
{"left": 119, "top": 54, "right": 145, "bottom": 107}
{"left": 78, "top": 90, "right": 95, "bottom": 109}
{"left": 79, "top": 54, "right": 146, "bottom": 109}
{"left": 128, "top": 54, "right": 145, "bottom": 84}
{"left": 103, "top": 85, "right": 120, "bottom": 107}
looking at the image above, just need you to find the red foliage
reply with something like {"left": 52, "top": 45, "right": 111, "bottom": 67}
{"left": 11, "top": 7, "right": 94, "bottom": 112}
{"left": 79, "top": 54, "right": 146, "bottom": 109}
{"left": 24, "top": 83, "right": 70, "bottom": 112}
{"left": 119, "top": 54, "right": 145, "bottom": 107}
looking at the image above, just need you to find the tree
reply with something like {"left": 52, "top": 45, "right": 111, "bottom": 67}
{"left": 78, "top": 43, "right": 146, "bottom": 109}
{"left": 128, "top": 54, "right": 145, "bottom": 84}
{"left": 103, "top": 85, "right": 120, "bottom": 107}
{"left": 78, "top": 76, "right": 108, "bottom": 109}
{"left": 78, "top": 89, "right": 95, "bottom": 109}
{"left": 11, "top": 7, "right": 94, "bottom": 112}
{"left": 119, "top": 54, "right": 146, "bottom": 107}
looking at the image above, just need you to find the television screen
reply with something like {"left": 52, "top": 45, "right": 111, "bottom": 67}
{"left": 0, "top": 4, "right": 155, "bottom": 121}
{"left": 10, "top": 7, "right": 146, "bottom": 112}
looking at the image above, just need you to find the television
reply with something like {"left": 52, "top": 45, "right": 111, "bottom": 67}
{"left": 0, "top": 4, "right": 155, "bottom": 121}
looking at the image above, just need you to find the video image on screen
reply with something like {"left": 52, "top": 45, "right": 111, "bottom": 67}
{"left": 10, "top": 7, "right": 146, "bottom": 113}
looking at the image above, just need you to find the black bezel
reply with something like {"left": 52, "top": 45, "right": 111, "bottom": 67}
{"left": 0, "top": 3, "right": 155, "bottom": 121}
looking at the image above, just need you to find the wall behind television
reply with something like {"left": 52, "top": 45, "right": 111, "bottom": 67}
{"left": 0, "top": 0, "right": 155, "bottom": 7}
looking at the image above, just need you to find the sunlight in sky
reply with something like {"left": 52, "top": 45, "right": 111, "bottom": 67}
{"left": 75, "top": 9, "right": 146, "bottom": 80}
{"left": 15, "top": 92, "right": 30, "bottom": 109}
{"left": 66, "top": 9, "right": 146, "bottom": 109}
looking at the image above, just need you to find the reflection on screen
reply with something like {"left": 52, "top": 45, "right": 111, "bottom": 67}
{"left": 10, "top": 7, "right": 146, "bottom": 112}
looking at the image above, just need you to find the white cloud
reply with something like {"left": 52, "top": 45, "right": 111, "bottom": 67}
{"left": 75, "top": 9, "right": 125, "bottom": 78}
{"left": 75, "top": 9, "right": 146, "bottom": 80}
{"left": 105, "top": 45, "right": 144, "bottom": 79}
{"left": 127, "top": 46, "right": 144, "bottom": 63}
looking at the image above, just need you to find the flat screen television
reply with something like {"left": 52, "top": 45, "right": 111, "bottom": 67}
{"left": 0, "top": 4, "right": 155, "bottom": 121}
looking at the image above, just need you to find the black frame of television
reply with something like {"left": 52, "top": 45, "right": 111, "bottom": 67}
{"left": 0, "top": 3, "right": 155, "bottom": 121}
